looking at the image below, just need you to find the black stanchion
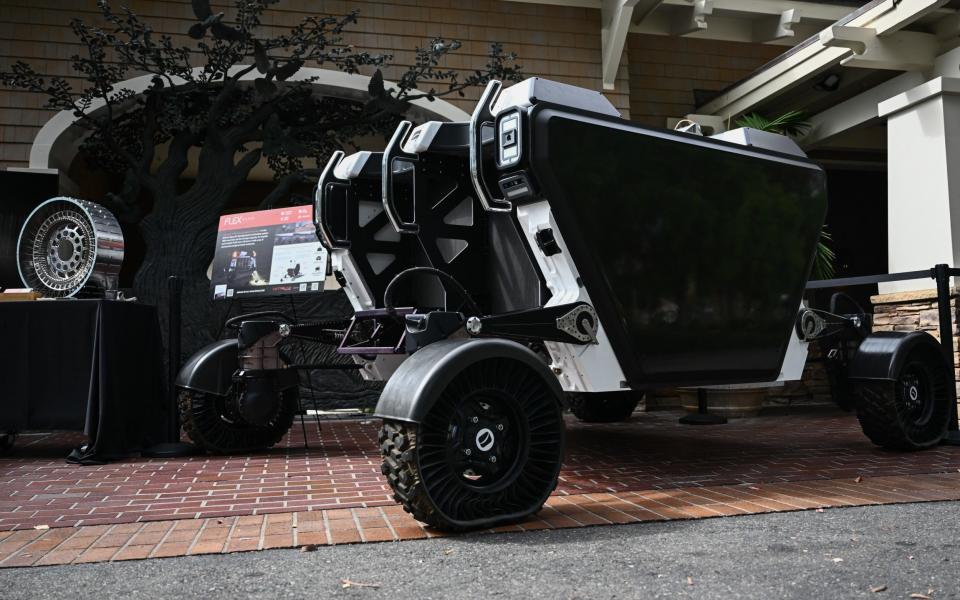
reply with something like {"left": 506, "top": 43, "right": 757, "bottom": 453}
{"left": 143, "top": 276, "right": 196, "bottom": 458}
{"left": 934, "top": 264, "right": 960, "bottom": 444}
{"left": 679, "top": 388, "right": 728, "bottom": 425}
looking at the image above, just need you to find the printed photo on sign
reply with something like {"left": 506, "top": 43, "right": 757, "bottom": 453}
{"left": 268, "top": 242, "right": 327, "bottom": 285}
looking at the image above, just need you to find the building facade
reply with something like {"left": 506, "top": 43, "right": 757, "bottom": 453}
{"left": 0, "top": 0, "right": 793, "bottom": 170}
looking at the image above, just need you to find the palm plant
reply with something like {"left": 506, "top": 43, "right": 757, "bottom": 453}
{"left": 735, "top": 110, "right": 811, "bottom": 137}
{"left": 735, "top": 111, "right": 834, "bottom": 280}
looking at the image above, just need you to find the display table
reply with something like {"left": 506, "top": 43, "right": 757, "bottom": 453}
{"left": 0, "top": 300, "right": 167, "bottom": 463}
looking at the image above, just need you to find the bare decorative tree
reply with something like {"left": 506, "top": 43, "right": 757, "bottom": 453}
{"left": 1, "top": 0, "right": 522, "bottom": 353}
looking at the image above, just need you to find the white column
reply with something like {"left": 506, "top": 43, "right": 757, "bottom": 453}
{"left": 878, "top": 76, "right": 960, "bottom": 293}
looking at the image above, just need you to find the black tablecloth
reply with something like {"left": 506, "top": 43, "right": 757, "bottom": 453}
{"left": 0, "top": 300, "right": 168, "bottom": 462}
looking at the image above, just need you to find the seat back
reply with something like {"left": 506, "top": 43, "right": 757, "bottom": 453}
{"left": 381, "top": 120, "right": 545, "bottom": 314}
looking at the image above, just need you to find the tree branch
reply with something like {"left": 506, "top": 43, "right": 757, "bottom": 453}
{"left": 224, "top": 93, "right": 285, "bottom": 146}
{"left": 258, "top": 168, "right": 320, "bottom": 209}
{"left": 229, "top": 147, "right": 263, "bottom": 189}
{"left": 154, "top": 128, "right": 201, "bottom": 194}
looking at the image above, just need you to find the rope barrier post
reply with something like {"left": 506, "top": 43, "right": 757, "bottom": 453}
{"left": 142, "top": 276, "right": 196, "bottom": 457}
{"left": 934, "top": 264, "right": 960, "bottom": 441}
{"left": 168, "top": 275, "right": 183, "bottom": 439}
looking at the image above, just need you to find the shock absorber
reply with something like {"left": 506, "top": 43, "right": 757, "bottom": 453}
{"left": 233, "top": 320, "right": 289, "bottom": 427}
{"left": 237, "top": 321, "right": 286, "bottom": 371}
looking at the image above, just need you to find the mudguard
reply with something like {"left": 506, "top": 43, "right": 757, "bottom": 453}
{"left": 175, "top": 339, "right": 300, "bottom": 396}
{"left": 847, "top": 331, "right": 948, "bottom": 382}
{"left": 374, "top": 337, "right": 562, "bottom": 424}
{"left": 175, "top": 338, "right": 239, "bottom": 396}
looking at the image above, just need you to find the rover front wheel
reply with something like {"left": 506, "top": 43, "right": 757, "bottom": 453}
{"left": 379, "top": 358, "right": 565, "bottom": 531}
{"left": 853, "top": 344, "right": 952, "bottom": 450}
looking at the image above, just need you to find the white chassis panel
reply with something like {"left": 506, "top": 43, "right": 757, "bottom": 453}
{"left": 515, "top": 200, "right": 627, "bottom": 392}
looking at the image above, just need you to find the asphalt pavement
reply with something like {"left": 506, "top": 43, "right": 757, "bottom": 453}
{"left": 4, "top": 501, "right": 960, "bottom": 599}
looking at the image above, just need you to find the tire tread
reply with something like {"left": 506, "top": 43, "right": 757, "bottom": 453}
{"left": 179, "top": 389, "right": 296, "bottom": 455}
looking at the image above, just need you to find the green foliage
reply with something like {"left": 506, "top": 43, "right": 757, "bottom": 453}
{"left": 814, "top": 229, "right": 836, "bottom": 280}
{"left": 735, "top": 110, "right": 810, "bottom": 137}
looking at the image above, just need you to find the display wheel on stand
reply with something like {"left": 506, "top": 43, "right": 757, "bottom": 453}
{"left": 16, "top": 196, "right": 124, "bottom": 298}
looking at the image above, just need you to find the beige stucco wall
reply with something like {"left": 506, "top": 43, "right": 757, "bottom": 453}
{"left": 0, "top": 0, "right": 632, "bottom": 168}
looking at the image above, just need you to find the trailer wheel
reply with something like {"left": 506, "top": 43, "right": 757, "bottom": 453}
{"left": 853, "top": 345, "right": 952, "bottom": 450}
{"left": 379, "top": 358, "right": 565, "bottom": 531}
{"left": 567, "top": 392, "right": 640, "bottom": 423}
{"left": 178, "top": 388, "right": 297, "bottom": 454}
{"left": 0, "top": 433, "right": 15, "bottom": 455}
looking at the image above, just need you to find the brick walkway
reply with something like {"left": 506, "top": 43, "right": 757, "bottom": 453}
{"left": 2, "top": 409, "right": 960, "bottom": 567}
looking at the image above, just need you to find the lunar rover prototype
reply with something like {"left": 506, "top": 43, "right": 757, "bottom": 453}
{"left": 177, "top": 77, "right": 955, "bottom": 530}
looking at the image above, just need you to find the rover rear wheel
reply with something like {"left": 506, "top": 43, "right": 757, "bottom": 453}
{"left": 853, "top": 344, "right": 952, "bottom": 451}
{"left": 178, "top": 387, "right": 297, "bottom": 455}
{"left": 379, "top": 358, "right": 565, "bottom": 531}
{"left": 567, "top": 391, "right": 640, "bottom": 423}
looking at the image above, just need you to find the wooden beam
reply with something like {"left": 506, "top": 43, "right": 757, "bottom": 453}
{"left": 820, "top": 25, "right": 873, "bottom": 54}
{"left": 801, "top": 70, "right": 927, "bottom": 148}
{"left": 698, "top": 0, "right": 952, "bottom": 119}
{"left": 671, "top": 0, "right": 713, "bottom": 35}
{"left": 751, "top": 8, "right": 802, "bottom": 43}
{"left": 871, "top": 0, "right": 948, "bottom": 36}
{"left": 821, "top": 26, "right": 940, "bottom": 71}
{"left": 660, "top": 0, "right": 853, "bottom": 22}
{"left": 602, "top": 0, "right": 655, "bottom": 90}
{"left": 632, "top": 11, "right": 821, "bottom": 44}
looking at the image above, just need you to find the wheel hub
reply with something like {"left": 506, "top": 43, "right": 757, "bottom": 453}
{"left": 899, "top": 365, "right": 934, "bottom": 426}
{"left": 35, "top": 212, "right": 94, "bottom": 290}
{"left": 475, "top": 427, "right": 495, "bottom": 451}
{"left": 450, "top": 395, "right": 519, "bottom": 487}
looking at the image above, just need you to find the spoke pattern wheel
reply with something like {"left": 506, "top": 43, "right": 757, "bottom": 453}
{"left": 854, "top": 345, "right": 952, "bottom": 451}
{"left": 17, "top": 197, "right": 123, "bottom": 297}
{"left": 567, "top": 391, "right": 640, "bottom": 423}
{"left": 179, "top": 388, "right": 297, "bottom": 454}
{"left": 380, "top": 358, "right": 564, "bottom": 531}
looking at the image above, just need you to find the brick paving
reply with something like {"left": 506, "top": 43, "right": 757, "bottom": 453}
{"left": 2, "top": 409, "right": 960, "bottom": 567}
